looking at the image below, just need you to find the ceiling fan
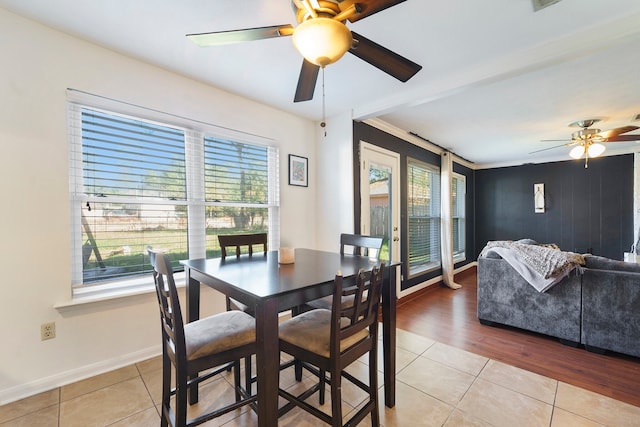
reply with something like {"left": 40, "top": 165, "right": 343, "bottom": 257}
{"left": 530, "top": 118, "right": 640, "bottom": 168}
{"left": 186, "top": 0, "right": 422, "bottom": 103}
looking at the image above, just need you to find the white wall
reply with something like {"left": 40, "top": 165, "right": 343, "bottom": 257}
{"left": 315, "top": 111, "right": 356, "bottom": 252}
{"left": 0, "top": 8, "right": 327, "bottom": 403}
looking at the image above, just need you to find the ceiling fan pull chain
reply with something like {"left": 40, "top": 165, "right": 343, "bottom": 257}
{"left": 321, "top": 66, "right": 326, "bottom": 137}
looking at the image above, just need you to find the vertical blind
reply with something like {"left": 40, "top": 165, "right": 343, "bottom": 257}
{"left": 407, "top": 158, "right": 441, "bottom": 276}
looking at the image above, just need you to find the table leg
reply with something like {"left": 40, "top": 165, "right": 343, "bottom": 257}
{"left": 382, "top": 264, "right": 397, "bottom": 407}
{"left": 184, "top": 267, "right": 201, "bottom": 405}
{"left": 255, "top": 298, "right": 280, "bottom": 427}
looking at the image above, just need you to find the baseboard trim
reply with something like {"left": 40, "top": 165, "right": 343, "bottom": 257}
{"left": 0, "top": 346, "right": 160, "bottom": 405}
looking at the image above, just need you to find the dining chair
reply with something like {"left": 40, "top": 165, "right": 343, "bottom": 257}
{"left": 278, "top": 264, "right": 385, "bottom": 427}
{"left": 217, "top": 233, "right": 267, "bottom": 314}
{"left": 149, "top": 249, "right": 257, "bottom": 427}
{"left": 305, "top": 233, "right": 383, "bottom": 311}
{"left": 339, "top": 232, "right": 384, "bottom": 258}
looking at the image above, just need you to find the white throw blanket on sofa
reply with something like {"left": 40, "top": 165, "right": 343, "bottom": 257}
{"left": 480, "top": 241, "right": 585, "bottom": 292}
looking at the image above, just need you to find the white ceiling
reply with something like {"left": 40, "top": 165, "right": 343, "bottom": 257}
{"left": 3, "top": 0, "right": 640, "bottom": 167}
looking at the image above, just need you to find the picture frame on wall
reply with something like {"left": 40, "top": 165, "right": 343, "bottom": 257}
{"left": 288, "top": 154, "right": 308, "bottom": 187}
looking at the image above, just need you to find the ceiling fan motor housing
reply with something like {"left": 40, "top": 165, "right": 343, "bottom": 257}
{"left": 292, "top": 18, "right": 353, "bottom": 66}
{"left": 572, "top": 128, "right": 602, "bottom": 142}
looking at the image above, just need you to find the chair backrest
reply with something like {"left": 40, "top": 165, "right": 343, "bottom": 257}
{"left": 218, "top": 233, "right": 268, "bottom": 259}
{"left": 330, "top": 263, "right": 385, "bottom": 356}
{"left": 340, "top": 233, "right": 383, "bottom": 258}
{"left": 148, "top": 248, "right": 186, "bottom": 364}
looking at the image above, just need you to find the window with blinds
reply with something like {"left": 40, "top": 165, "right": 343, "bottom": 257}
{"left": 203, "top": 136, "right": 273, "bottom": 254}
{"left": 452, "top": 173, "right": 466, "bottom": 260}
{"left": 69, "top": 104, "right": 279, "bottom": 293}
{"left": 407, "top": 158, "right": 441, "bottom": 276}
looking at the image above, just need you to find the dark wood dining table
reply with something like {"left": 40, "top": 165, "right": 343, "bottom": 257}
{"left": 181, "top": 248, "right": 398, "bottom": 427}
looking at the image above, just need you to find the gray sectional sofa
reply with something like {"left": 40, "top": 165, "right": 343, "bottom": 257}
{"left": 477, "top": 252, "right": 640, "bottom": 358}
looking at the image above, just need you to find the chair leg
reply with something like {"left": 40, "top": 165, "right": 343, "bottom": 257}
{"left": 290, "top": 308, "right": 304, "bottom": 383}
{"left": 319, "top": 369, "right": 326, "bottom": 405}
{"left": 233, "top": 360, "right": 241, "bottom": 402}
{"left": 161, "top": 352, "right": 171, "bottom": 427}
{"left": 244, "top": 356, "right": 252, "bottom": 396}
{"left": 175, "top": 372, "right": 188, "bottom": 427}
{"left": 294, "top": 359, "right": 303, "bottom": 381}
{"left": 369, "top": 348, "right": 380, "bottom": 427}
{"left": 330, "top": 371, "right": 342, "bottom": 427}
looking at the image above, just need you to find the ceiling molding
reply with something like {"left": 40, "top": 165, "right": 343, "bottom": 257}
{"left": 362, "top": 118, "right": 477, "bottom": 170}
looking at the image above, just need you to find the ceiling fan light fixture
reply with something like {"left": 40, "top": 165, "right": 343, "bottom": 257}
{"left": 292, "top": 17, "right": 352, "bottom": 67}
{"left": 587, "top": 142, "right": 605, "bottom": 157}
{"left": 569, "top": 144, "right": 585, "bottom": 159}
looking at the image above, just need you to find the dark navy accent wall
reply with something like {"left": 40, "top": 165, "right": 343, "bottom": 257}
{"left": 475, "top": 154, "right": 634, "bottom": 260}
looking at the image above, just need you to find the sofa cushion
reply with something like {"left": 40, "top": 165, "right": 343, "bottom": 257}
{"left": 584, "top": 255, "right": 640, "bottom": 273}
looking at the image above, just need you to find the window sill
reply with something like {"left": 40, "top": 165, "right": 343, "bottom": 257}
{"left": 55, "top": 272, "right": 185, "bottom": 309}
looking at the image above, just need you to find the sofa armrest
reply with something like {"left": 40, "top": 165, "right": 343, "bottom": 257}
{"left": 581, "top": 268, "right": 640, "bottom": 357}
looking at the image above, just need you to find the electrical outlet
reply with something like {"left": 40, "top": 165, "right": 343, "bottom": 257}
{"left": 41, "top": 322, "right": 56, "bottom": 340}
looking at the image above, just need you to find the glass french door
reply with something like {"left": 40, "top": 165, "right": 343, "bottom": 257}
{"left": 359, "top": 141, "right": 400, "bottom": 264}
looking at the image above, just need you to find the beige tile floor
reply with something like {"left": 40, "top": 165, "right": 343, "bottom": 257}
{"left": 2, "top": 328, "right": 640, "bottom": 426}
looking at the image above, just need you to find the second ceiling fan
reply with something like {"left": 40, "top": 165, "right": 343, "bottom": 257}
{"left": 532, "top": 118, "right": 640, "bottom": 168}
{"left": 186, "top": 0, "right": 422, "bottom": 103}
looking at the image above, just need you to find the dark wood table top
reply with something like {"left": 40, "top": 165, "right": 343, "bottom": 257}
{"left": 181, "top": 248, "right": 384, "bottom": 302}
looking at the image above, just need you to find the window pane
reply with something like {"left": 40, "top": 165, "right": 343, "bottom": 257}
{"left": 82, "top": 109, "right": 186, "bottom": 200}
{"left": 407, "top": 159, "right": 441, "bottom": 276}
{"left": 204, "top": 206, "right": 269, "bottom": 257}
{"left": 81, "top": 202, "right": 188, "bottom": 283}
{"left": 452, "top": 174, "right": 466, "bottom": 258}
{"left": 78, "top": 108, "right": 188, "bottom": 284}
{"left": 204, "top": 137, "right": 268, "bottom": 204}
{"left": 368, "top": 162, "right": 391, "bottom": 262}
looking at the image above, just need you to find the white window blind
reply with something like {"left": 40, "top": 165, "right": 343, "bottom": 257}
{"left": 452, "top": 173, "right": 466, "bottom": 260}
{"left": 70, "top": 106, "right": 189, "bottom": 285}
{"left": 69, "top": 102, "right": 279, "bottom": 294}
{"left": 203, "top": 136, "right": 279, "bottom": 254}
{"left": 407, "top": 158, "right": 441, "bottom": 276}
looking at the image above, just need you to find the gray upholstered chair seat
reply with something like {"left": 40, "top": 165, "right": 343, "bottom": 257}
{"left": 279, "top": 309, "right": 369, "bottom": 358}
{"left": 184, "top": 311, "right": 256, "bottom": 360}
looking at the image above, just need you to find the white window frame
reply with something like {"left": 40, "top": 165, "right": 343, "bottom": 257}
{"left": 406, "top": 158, "right": 441, "bottom": 277}
{"left": 452, "top": 172, "right": 466, "bottom": 263}
{"left": 68, "top": 99, "right": 279, "bottom": 301}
